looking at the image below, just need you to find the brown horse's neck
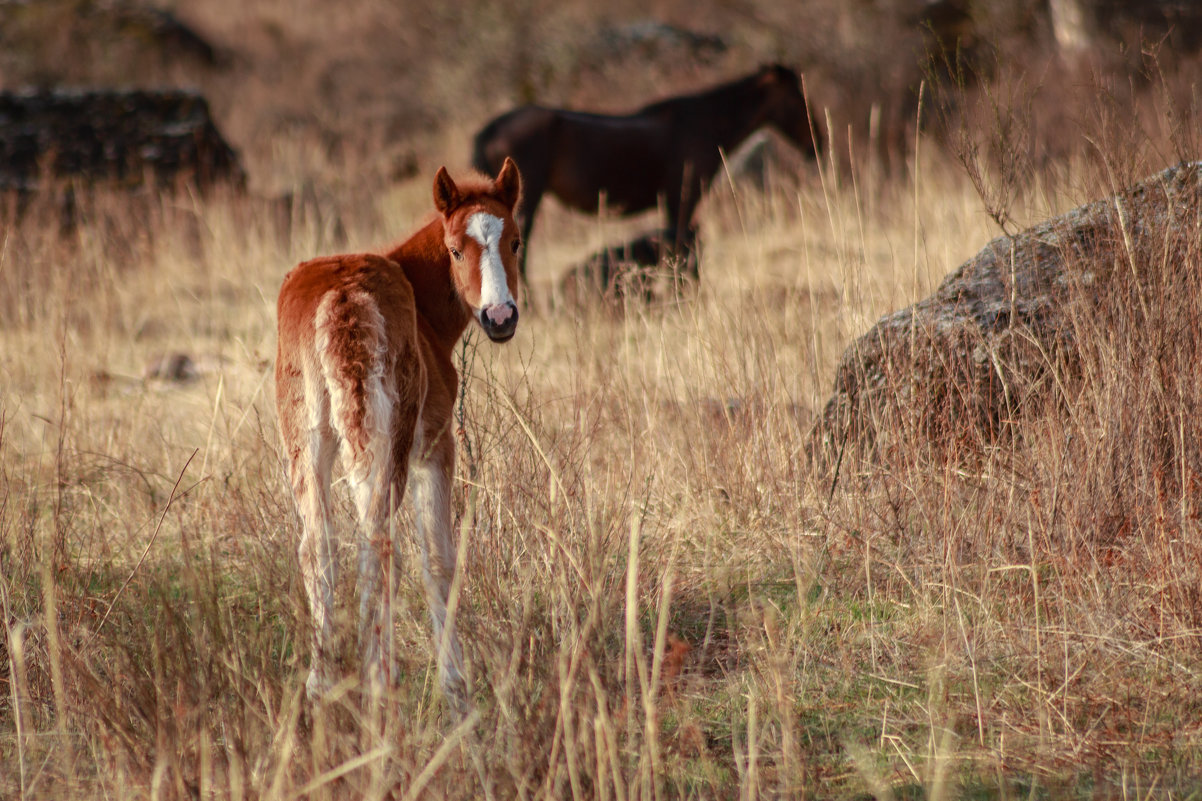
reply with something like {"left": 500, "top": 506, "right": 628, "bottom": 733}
{"left": 645, "top": 73, "right": 772, "bottom": 152}
{"left": 710, "top": 79, "right": 775, "bottom": 153}
{"left": 387, "top": 218, "right": 471, "bottom": 351}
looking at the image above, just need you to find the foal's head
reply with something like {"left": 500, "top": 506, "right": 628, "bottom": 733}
{"left": 433, "top": 157, "right": 524, "bottom": 342}
{"left": 756, "top": 64, "right": 820, "bottom": 159}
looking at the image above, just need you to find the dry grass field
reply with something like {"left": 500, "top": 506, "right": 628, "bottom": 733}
{"left": 2, "top": 1, "right": 1202, "bottom": 799}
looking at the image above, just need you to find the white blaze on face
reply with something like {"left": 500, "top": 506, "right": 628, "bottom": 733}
{"left": 465, "top": 212, "right": 514, "bottom": 311}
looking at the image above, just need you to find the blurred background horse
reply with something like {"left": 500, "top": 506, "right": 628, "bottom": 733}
{"left": 472, "top": 64, "right": 821, "bottom": 283}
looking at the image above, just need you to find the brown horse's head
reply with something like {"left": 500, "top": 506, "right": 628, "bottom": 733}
{"left": 433, "top": 157, "right": 524, "bottom": 342}
{"left": 756, "top": 64, "right": 820, "bottom": 159}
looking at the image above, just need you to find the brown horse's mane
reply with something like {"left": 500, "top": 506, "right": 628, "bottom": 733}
{"left": 636, "top": 63, "right": 796, "bottom": 114}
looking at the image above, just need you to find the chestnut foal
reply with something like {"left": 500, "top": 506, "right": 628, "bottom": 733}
{"left": 275, "top": 158, "right": 522, "bottom": 714}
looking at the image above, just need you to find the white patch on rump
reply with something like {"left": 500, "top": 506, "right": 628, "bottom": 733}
{"left": 465, "top": 212, "right": 514, "bottom": 310}
{"left": 314, "top": 289, "right": 396, "bottom": 489}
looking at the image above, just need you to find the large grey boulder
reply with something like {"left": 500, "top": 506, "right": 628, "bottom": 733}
{"left": 814, "top": 161, "right": 1202, "bottom": 462}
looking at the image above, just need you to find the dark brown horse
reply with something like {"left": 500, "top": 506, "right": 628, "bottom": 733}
{"left": 472, "top": 64, "right": 820, "bottom": 280}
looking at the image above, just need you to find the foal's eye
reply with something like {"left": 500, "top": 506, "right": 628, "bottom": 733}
{"left": 449, "top": 247, "right": 463, "bottom": 261}
{"left": 510, "top": 238, "right": 521, "bottom": 254}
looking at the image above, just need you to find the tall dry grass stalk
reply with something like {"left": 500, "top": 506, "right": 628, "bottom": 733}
{"left": 1, "top": 91, "right": 1201, "bottom": 800}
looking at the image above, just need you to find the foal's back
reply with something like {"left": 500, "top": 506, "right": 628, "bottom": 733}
{"left": 275, "top": 250, "right": 425, "bottom": 469}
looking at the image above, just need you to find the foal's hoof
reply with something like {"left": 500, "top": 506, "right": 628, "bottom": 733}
{"left": 444, "top": 677, "right": 474, "bottom": 720}
{"left": 305, "top": 669, "right": 335, "bottom": 703}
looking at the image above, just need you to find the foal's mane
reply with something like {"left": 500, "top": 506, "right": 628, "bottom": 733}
{"left": 378, "top": 169, "right": 505, "bottom": 257}
{"left": 445, "top": 171, "right": 502, "bottom": 203}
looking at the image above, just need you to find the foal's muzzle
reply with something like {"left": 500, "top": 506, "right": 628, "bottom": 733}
{"left": 479, "top": 301, "right": 519, "bottom": 342}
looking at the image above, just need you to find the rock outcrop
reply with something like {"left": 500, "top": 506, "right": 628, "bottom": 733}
{"left": 815, "top": 161, "right": 1202, "bottom": 461}
{"left": 0, "top": 88, "right": 244, "bottom": 192}
{"left": 558, "top": 230, "right": 698, "bottom": 308}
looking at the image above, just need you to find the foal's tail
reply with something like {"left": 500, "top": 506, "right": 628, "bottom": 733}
{"left": 313, "top": 289, "right": 392, "bottom": 480}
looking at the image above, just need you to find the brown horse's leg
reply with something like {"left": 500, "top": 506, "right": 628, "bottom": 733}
{"left": 668, "top": 173, "right": 701, "bottom": 279}
{"left": 515, "top": 189, "right": 543, "bottom": 284}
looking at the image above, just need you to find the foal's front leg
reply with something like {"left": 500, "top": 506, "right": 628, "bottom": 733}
{"left": 409, "top": 436, "right": 471, "bottom": 717}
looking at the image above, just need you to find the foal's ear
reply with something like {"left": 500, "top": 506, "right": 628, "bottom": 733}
{"left": 494, "top": 157, "right": 522, "bottom": 211}
{"left": 433, "top": 167, "right": 461, "bottom": 215}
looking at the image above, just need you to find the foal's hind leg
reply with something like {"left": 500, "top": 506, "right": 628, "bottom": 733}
{"left": 409, "top": 430, "right": 471, "bottom": 716}
{"left": 342, "top": 369, "right": 423, "bottom": 698}
{"left": 345, "top": 421, "right": 407, "bottom": 696}
{"left": 318, "top": 289, "right": 423, "bottom": 697}
{"left": 279, "top": 376, "right": 340, "bottom": 700}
